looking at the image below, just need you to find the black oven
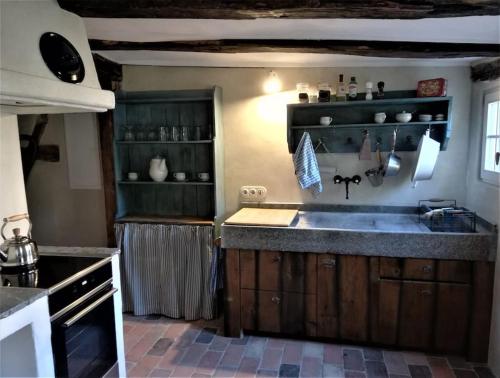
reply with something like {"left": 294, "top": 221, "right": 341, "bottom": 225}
{"left": 49, "top": 259, "right": 118, "bottom": 378}
{"left": 1, "top": 255, "right": 119, "bottom": 378}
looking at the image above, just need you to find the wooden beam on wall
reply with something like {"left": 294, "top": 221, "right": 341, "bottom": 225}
{"left": 93, "top": 53, "right": 123, "bottom": 247}
{"left": 58, "top": 0, "right": 500, "bottom": 19}
{"left": 471, "top": 58, "right": 500, "bottom": 81}
{"left": 89, "top": 39, "right": 500, "bottom": 59}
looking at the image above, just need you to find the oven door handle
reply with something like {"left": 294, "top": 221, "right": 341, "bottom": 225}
{"left": 62, "top": 288, "right": 118, "bottom": 328}
{"left": 51, "top": 278, "right": 113, "bottom": 322}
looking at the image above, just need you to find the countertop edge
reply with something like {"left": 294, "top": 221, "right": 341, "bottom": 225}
{"left": 0, "top": 287, "right": 48, "bottom": 320}
{"left": 38, "top": 246, "right": 120, "bottom": 257}
{"left": 221, "top": 224, "right": 496, "bottom": 262}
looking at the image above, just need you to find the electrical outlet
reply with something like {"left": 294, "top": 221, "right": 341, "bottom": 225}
{"left": 240, "top": 186, "right": 267, "bottom": 202}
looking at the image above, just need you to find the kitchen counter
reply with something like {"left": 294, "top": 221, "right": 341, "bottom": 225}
{"left": 38, "top": 245, "right": 120, "bottom": 257}
{"left": 222, "top": 209, "right": 497, "bottom": 261}
{"left": 0, "top": 287, "right": 47, "bottom": 319}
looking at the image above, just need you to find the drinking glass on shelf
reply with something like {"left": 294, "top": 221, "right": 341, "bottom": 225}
{"left": 171, "top": 126, "right": 180, "bottom": 141}
{"left": 124, "top": 126, "right": 135, "bottom": 141}
{"left": 135, "top": 130, "right": 145, "bottom": 141}
{"left": 181, "top": 126, "right": 190, "bottom": 141}
{"left": 194, "top": 126, "right": 201, "bottom": 141}
{"left": 159, "top": 126, "right": 168, "bottom": 142}
{"left": 147, "top": 129, "right": 157, "bottom": 141}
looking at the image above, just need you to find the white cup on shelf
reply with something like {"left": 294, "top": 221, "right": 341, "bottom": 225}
{"left": 319, "top": 116, "right": 333, "bottom": 126}
{"left": 198, "top": 173, "right": 210, "bottom": 182}
{"left": 173, "top": 172, "right": 186, "bottom": 181}
{"left": 128, "top": 172, "right": 138, "bottom": 181}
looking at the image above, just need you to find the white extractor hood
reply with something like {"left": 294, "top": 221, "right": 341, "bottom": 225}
{"left": 0, "top": 0, "right": 115, "bottom": 115}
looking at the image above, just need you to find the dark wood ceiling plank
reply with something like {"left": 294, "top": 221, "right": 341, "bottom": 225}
{"left": 58, "top": 0, "right": 500, "bottom": 19}
{"left": 471, "top": 58, "right": 500, "bottom": 81}
{"left": 89, "top": 39, "right": 500, "bottom": 59}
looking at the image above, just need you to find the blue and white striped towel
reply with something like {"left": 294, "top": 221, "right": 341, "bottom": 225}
{"left": 293, "top": 132, "right": 322, "bottom": 197}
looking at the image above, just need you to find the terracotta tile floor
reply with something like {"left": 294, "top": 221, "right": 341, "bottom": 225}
{"left": 122, "top": 314, "right": 496, "bottom": 378}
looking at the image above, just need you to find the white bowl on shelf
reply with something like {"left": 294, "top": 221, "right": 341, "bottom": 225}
{"left": 418, "top": 114, "right": 432, "bottom": 122}
{"left": 395, "top": 111, "right": 412, "bottom": 123}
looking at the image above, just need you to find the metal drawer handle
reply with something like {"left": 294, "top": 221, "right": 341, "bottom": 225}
{"left": 422, "top": 265, "right": 433, "bottom": 273}
{"left": 421, "top": 289, "right": 432, "bottom": 296}
{"left": 62, "top": 288, "right": 117, "bottom": 328}
{"left": 320, "top": 259, "right": 336, "bottom": 267}
{"left": 272, "top": 256, "right": 282, "bottom": 263}
{"left": 50, "top": 278, "right": 113, "bottom": 322}
{"left": 271, "top": 296, "right": 280, "bottom": 304}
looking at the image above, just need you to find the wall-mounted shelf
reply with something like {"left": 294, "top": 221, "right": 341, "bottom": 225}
{"left": 116, "top": 140, "right": 213, "bottom": 145}
{"left": 291, "top": 121, "right": 448, "bottom": 130}
{"left": 287, "top": 91, "right": 452, "bottom": 153}
{"left": 118, "top": 181, "right": 214, "bottom": 186}
{"left": 113, "top": 88, "right": 224, "bottom": 221}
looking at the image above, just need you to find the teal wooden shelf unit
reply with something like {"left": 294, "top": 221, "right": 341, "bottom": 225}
{"left": 287, "top": 91, "right": 452, "bottom": 153}
{"left": 113, "top": 87, "right": 224, "bottom": 224}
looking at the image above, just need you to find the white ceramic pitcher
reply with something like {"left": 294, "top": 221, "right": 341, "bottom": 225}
{"left": 149, "top": 155, "right": 168, "bottom": 182}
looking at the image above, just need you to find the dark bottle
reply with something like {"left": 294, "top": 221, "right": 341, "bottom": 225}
{"left": 348, "top": 76, "right": 358, "bottom": 100}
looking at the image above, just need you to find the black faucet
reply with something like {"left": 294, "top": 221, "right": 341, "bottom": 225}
{"left": 333, "top": 175, "right": 362, "bottom": 200}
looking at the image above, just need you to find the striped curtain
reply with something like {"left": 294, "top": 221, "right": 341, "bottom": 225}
{"left": 114, "top": 223, "right": 216, "bottom": 320}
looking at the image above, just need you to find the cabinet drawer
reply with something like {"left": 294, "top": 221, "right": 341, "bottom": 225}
{"left": 240, "top": 289, "right": 317, "bottom": 336}
{"left": 380, "top": 258, "right": 471, "bottom": 283}
{"left": 380, "top": 258, "right": 435, "bottom": 280}
{"left": 239, "top": 250, "right": 317, "bottom": 293}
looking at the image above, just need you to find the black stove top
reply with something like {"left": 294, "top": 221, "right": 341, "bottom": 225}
{"left": 0, "top": 254, "right": 103, "bottom": 289}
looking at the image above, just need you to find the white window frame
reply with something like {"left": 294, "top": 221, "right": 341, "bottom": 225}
{"left": 480, "top": 87, "right": 500, "bottom": 186}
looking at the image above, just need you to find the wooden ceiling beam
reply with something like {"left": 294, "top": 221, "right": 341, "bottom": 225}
{"left": 471, "top": 58, "right": 500, "bottom": 81}
{"left": 58, "top": 0, "right": 500, "bottom": 19}
{"left": 89, "top": 39, "right": 500, "bottom": 59}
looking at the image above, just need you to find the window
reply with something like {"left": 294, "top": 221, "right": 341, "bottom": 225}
{"left": 480, "top": 88, "right": 500, "bottom": 185}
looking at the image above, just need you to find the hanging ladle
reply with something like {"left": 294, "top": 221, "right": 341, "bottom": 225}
{"left": 384, "top": 128, "right": 401, "bottom": 177}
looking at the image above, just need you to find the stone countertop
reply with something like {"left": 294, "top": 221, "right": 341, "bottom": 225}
{"left": 222, "top": 210, "right": 497, "bottom": 261}
{"left": 0, "top": 287, "right": 48, "bottom": 320}
{"left": 38, "top": 246, "right": 120, "bottom": 258}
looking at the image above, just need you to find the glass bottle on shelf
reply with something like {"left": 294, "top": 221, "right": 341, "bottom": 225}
{"left": 336, "top": 74, "right": 347, "bottom": 101}
{"left": 348, "top": 76, "right": 358, "bottom": 100}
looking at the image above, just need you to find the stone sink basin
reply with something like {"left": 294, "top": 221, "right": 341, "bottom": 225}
{"left": 293, "top": 211, "right": 431, "bottom": 233}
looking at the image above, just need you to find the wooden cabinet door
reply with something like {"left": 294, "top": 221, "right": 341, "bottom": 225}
{"left": 317, "top": 254, "right": 338, "bottom": 338}
{"left": 434, "top": 283, "right": 470, "bottom": 354}
{"left": 375, "top": 280, "right": 401, "bottom": 345}
{"left": 240, "top": 289, "right": 316, "bottom": 335}
{"left": 339, "top": 255, "right": 369, "bottom": 342}
{"left": 398, "top": 281, "right": 435, "bottom": 349}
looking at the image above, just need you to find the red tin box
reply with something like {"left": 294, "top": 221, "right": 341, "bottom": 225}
{"left": 417, "top": 78, "right": 448, "bottom": 97}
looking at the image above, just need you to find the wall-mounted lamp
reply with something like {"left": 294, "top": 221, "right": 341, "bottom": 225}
{"left": 263, "top": 70, "right": 282, "bottom": 94}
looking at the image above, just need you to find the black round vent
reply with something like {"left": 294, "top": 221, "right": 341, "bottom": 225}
{"left": 39, "top": 32, "right": 85, "bottom": 84}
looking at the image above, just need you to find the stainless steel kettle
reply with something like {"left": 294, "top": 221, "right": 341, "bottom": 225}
{"left": 0, "top": 213, "right": 38, "bottom": 268}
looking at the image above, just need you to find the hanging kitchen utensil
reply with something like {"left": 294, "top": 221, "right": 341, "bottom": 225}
{"left": 365, "top": 143, "right": 384, "bottom": 187}
{"left": 376, "top": 143, "right": 384, "bottom": 171}
{"left": 411, "top": 128, "right": 440, "bottom": 188}
{"left": 0, "top": 213, "right": 38, "bottom": 268}
{"left": 384, "top": 129, "right": 401, "bottom": 177}
{"left": 359, "top": 129, "right": 372, "bottom": 160}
